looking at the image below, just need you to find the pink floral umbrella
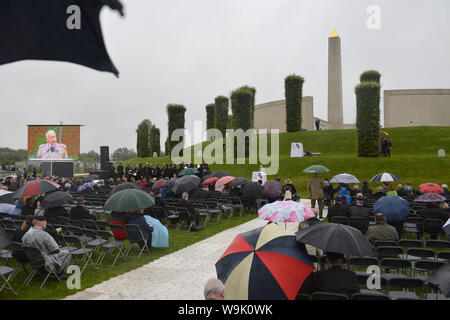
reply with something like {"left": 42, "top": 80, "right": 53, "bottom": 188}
{"left": 258, "top": 201, "right": 316, "bottom": 223}
{"left": 215, "top": 176, "right": 235, "bottom": 188}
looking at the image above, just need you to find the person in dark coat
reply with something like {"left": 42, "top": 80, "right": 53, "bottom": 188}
{"left": 326, "top": 196, "right": 350, "bottom": 220}
{"left": 361, "top": 181, "right": 373, "bottom": 195}
{"left": 154, "top": 164, "right": 162, "bottom": 179}
{"left": 69, "top": 197, "right": 97, "bottom": 221}
{"left": 197, "top": 185, "right": 211, "bottom": 200}
{"left": 373, "top": 187, "right": 386, "bottom": 200}
{"left": 125, "top": 162, "right": 132, "bottom": 180}
{"left": 44, "top": 205, "right": 69, "bottom": 225}
{"left": 229, "top": 186, "right": 243, "bottom": 198}
{"left": 126, "top": 211, "right": 153, "bottom": 248}
{"left": 21, "top": 198, "right": 36, "bottom": 216}
{"left": 177, "top": 193, "right": 200, "bottom": 226}
{"left": 299, "top": 252, "right": 360, "bottom": 298}
{"left": 348, "top": 195, "right": 371, "bottom": 218}
{"left": 116, "top": 162, "right": 124, "bottom": 179}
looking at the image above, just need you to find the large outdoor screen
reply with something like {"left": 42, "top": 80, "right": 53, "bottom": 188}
{"left": 28, "top": 125, "right": 80, "bottom": 160}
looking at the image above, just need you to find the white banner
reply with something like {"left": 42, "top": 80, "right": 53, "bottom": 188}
{"left": 290, "top": 143, "right": 304, "bottom": 158}
{"left": 252, "top": 171, "right": 267, "bottom": 184}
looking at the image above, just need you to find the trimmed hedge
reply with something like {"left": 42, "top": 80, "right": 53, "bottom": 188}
{"left": 230, "top": 86, "right": 252, "bottom": 131}
{"left": 238, "top": 85, "right": 256, "bottom": 127}
{"left": 149, "top": 125, "right": 161, "bottom": 157}
{"left": 166, "top": 104, "right": 186, "bottom": 155}
{"left": 206, "top": 104, "right": 216, "bottom": 130}
{"left": 136, "top": 119, "right": 151, "bottom": 158}
{"left": 214, "top": 96, "right": 229, "bottom": 137}
{"left": 355, "top": 81, "right": 381, "bottom": 157}
{"left": 360, "top": 70, "right": 381, "bottom": 83}
{"left": 284, "top": 74, "right": 304, "bottom": 132}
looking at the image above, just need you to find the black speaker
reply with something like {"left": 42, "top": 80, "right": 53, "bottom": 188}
{"left": 100, "top": 146, "right": 110, "bottom": 171}
{"left": 53, "top": 162, "right": 74, "bottom": 178}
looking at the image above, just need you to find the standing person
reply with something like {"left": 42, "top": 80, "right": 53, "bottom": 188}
{"left": 307, "top": 173, "right": 325, "bottom": 219}
{"left": 385, "top": 137, "right": 392, "bottom": 157}
{"left": 125, "top": 162, "right": 132, "bottom": 180}
{"left": 116, "top": 162, "right": 124, "bottom": 179}
{"left": 315, "top": 119, "right": 320, "bottom": 131}
{"left": 380, "top": 138, "right": 387, "bottom": 157}
{"left": 32, "top": 168, "right": 37, "bottom": 179}
{"left": 154, "top": 163, "right": 162, "bottom": 180}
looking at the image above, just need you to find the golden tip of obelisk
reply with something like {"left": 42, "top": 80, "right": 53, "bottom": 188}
{"left": 329, "top": 28, "right": 339, "bottom": 38}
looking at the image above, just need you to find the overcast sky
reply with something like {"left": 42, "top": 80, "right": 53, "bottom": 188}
{"left": 1, "top": 0, "right": 449, "bottom": 154}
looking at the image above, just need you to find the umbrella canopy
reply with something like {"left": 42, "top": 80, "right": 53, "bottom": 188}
{"left": 178, "top": 167, "right": 199, "bottom": 177}
{"left": 163, "top": 179, "right": 176, "bottom": 189}
{"left": 427, "top": 264, "right": 450, "bottom": 297}
{"left": 215, "top": 176, "right": 235, "bottom": 188}
{"left": 380, "top": 131, "right": 389, "bottom": 136}
{"left": 216, "top": 223, "right": 315, "bottom": 300}
{"left": 258, "top": 201, "right": 315, "bottom": 223}
{"left": 104, "top": 189, "right": 155, "bottom": 212}
{"left": 111, "top": 182, "right": 140, "bottom": 194}
{"left": 0, "top": 190, "right": 15, "bottom": 205}
{"left": 373, "top": 196, "right": 410, "bottom": 222}
{"left": 295, "top": 223, "right": 375, "bottom": 257}
{"left": 230, "top": 177, "right": 249, "bottom": 188}
{"left": 330, "top": 173, "right": 360, "bottom": 184}
{"left": 241, "top": 182, "right": 264, "bottom": 199}
{"left": 414, "top": 193, "right": 447, "bottom": 203}
{"left": 13, "top": 179, "right": 60, "bottom": 199}
{"left": 263, "top": 180, "right": 283, "bottom": 199}
{"left": 203, "top": 171, "right": 231, "bottom": 180}
{"left": 0, "top": 227, "right": 12, "bottom": 249}
{"left": 42, "top": 191, "right": 73, "bottom": 209}
{"left": 77, "top": 181, "right": 97, "bottom": 192}
{"left": 171, "top": 175, "right": 201, "bottom": 194}
{"left": 202, "top": 177, "right": 219, "bottom": 185}
{"left": 303, "top": 165, "right": 329, "bottom": 174}
{"left": 418, "top": 183, "right": 444, "bottom": 194}
{"left": 152, "top": 179, "right": 167, "bottom": 192}
{"left": 443, "top": 218, "right": 450, "bottom": 239}
{"left": 370, "top": 173, "right": 401, "bottom": 182}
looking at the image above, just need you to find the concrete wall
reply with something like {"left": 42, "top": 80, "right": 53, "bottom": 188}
{"left": 254, "top": 97, "right": 316, "bottom": 132}
{"left": 384, "top": 89, "right": 450, "bottom": 127}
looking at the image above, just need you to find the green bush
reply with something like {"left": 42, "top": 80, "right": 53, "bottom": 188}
{"left": 230, "top": 87, "right": 252, "bottom": 131}
{"left": 360, "top": 70, "right": 381, "bottom": 83}
{"left": 149, "top": 125, "right": 161, "bottom": 156}
{"left": 136, "top": 119, "right": 152, "bottom": 158}
{"left": 166, "top": 104, "right": 186, "bottom": 155}
{"left": 214, "top": 96, "right": 229, "bottom": 137}
{"left": 284, "top": 75, "right": 304, "bottom": 132}
{"left": 355, "top": 81, "right": 381, "bottom": 157}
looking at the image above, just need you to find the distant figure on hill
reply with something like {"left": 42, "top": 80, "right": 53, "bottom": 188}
{"left": 315, "top": 119, "right": 320, "bottom": 131}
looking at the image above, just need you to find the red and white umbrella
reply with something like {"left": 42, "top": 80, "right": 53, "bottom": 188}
{"left": 215, "top": 176, "right": 235, "bottom": 188}
{"left": 258, "top": 201, "right": 316, "bottom": 223}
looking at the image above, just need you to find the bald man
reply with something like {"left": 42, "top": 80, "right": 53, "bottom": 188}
{"left": 36, "top": 130, "right": 68, "bottom": 159}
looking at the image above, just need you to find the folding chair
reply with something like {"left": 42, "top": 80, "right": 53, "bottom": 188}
{"left": 124, "top": 224, "right": 152, "bottom": 258}
{"left": 352, "top": 292, "right": 391, "bottom": 300}
{"left": 404, "top": 248, "right": 435, "bottom": 261}
{"left": 69, "top": 220, "right": 85, "bottom": 228}
{"left": 63, "top": 235, "right": 97, "bottom": 274}
{"left": 23, "top": 246, "right": 63, "bottom": 289}
{"left": 373, "top": 240, "right": 398, "bottom": 248}
{"left": 96, "top": 220, "right": 109, "bottom": 230}
{"left": 402, "top": 216, "right": 423, "bottom": 239}
{"left": 425, "top": 240, "right": 450, "bottom": 250}
{"left": 192, "top": 202, "right": 210, "bottom": 227}
{"left": 96, "top": 230, "right": 126, "bottom": 268}
{"left": 67, "top": 225, "right": 94, "bottom": 244}
{"left": 0, "top": 266, "right": 17, "bottom": 295}
{"left": 205, "top": 201, "right": 221, "bottom": 223}
{"left": 388, "top": 277, "right": 424, "bottom": 300}
{"left": 164, "top": 206, "right": 180, "bottom": 229}
{"left": 311, "top": 292, "right": 349, "bottom": 300}
{"left": 230, "top": 197, "right": 244, "bottom": 216}
{"left": 348, "top": 217, "right": 369, "bottom": 234}
{"left": 330, "top": 216, "right": 348, "bottom": 225}
{"left": 82, "top": 229, "right": 108, "bottom": 258}
{"left": 399, "top": 239, "right": 423, "bottom": 249}
{"left": 176, "top": 208, "right": 194, "bottom": 232}
{"left": 376, "top": 246, "right": 403, "bottom": 260}
{"left": 422, "top": 219, "right": 444, "bottom": 240}
{"left": 380, "top": 258, "right": 412, "bottom": 288}
{"left": 82, "top": 219, "right": 99, "bottom": 230}
{"left": 413, "top": 260, "right": 445, "bottom": 279}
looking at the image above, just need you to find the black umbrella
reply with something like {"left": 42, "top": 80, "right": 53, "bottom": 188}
{"left": 171, "top": 175, "right": 201, "bottom": 194}
{"left": 203, "top": 171, "right": 231, "bottom": 180}
{"left": 0, "top": 192, "right": 15, "bottom": 205}
{"left": 263, "top": 180, "right": 283, "bottom": 199}
{"left": 241, "top": 182, "right": 265, "bottom": 199}
{"left": 111, "top": 182, "right": 140, "bottom": 194}
{"left": 229, "top": 177, "right": 249, "bottom": 188}
{"left": 295, "top": 223, "right": 375, "bottom": 257}
{"left": 0, "top": 0, "right": 124, "bottom": 76}
{"left": 0, "top": 227, "right": 12, "bottom": 249}
{"left": 164, "top": 180, "right": 176, "bottom": 189}
{"left": 41, "top": 191, "right": 73, "bottom": 209}
{"left": 427, "top": 264, "right": 450, "bottom": 297}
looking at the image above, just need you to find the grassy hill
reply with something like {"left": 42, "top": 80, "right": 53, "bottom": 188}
{"left": 130, "top": 126, "right": 450, "bottom": 197}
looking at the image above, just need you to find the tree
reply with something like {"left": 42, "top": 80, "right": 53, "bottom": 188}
{"left": 230, "top": 86, "right": 252, "bottom": 131}
{"left": 149, "top": 125, "right": 161, "bottom": 157}
{"left": 0, "top": 148, "right": 27, "bottom": 165}
{"left": 214, "top": 96, "right": 229, "bottom": 136}
{"left": 136, "top": 119, "right": 152, "bottom": 158}
{"left": 206, "top": 103, "right": 216, "bottom": 140}
{"left": 111, "top": 147, "right": 137, "bottom": 162}
{"left": 284, "top": 74, "right": 304, "bottom": 132}
{"left": 355, "top": 71, "right": 381, "bottom": 157}
{"left": 239, "top": 85, "right": 256, "bottom": 127}
{"left": 166, "top": 104, "right": 186, "bottom": 155}
{"left": 79, "top": 150, "right": 100, "bottom": 162}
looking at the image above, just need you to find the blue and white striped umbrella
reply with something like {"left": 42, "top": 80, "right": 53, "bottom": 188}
{"left": 370, "top": 172, "right": 401, "bottom": 182}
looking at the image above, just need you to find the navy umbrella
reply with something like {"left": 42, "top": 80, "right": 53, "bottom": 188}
{"left": 373, "top": 196, "right": 410, "bottom": 222}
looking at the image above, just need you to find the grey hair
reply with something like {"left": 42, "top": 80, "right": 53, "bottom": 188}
{"left": 46, "top": 130, "right": 56, "bottom": 138}
{"left": 182, "top": 192, "right": 189, "bottom": 200}
{"left": 204, "top": 278, "right": 224, "bottom": 298}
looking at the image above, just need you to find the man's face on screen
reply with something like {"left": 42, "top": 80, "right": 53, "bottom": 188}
{"left": 46, "top": 132, "right": 57, "bottom": 145}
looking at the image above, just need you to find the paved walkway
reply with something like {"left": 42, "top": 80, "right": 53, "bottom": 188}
{"left": 65, "top": 201, "right": 327, "bottom": 300}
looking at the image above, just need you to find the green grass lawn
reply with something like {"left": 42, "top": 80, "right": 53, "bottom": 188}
{"left": 0, "top": 213, "right": 256, "bottom": 300}
{"left": 129, "top": 126, "right": 450, "bottom": 198}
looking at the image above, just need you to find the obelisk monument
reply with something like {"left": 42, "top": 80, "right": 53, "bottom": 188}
{"left": 328, "top": 28, "right": 344, "bottom": 129}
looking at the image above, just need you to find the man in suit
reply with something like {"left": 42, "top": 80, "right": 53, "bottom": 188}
{"left": 154, "top": 164, "right": 162, "bottom": 180}
{"left": 299, "top": 252, "right": 360, "bottom": 298}
{"left": 69, "top": 197, "right": 97, "bottom": 221}
{"left": 327, "top": 196, "right": 350, "bottom": 220}
{"left": 116, "top": 162, "right": 124, "bottom": 179}
{"left": 307, "top": 173, "right": 325, "bottom": 219}
{"left": 177, "top": 192, "right": 200, "bottom": 226}
{"left": 36, "top": 130, "right": 68, "bottom": 159}
{"left": 348, "top": 195, "right": 371, "bottom": 218}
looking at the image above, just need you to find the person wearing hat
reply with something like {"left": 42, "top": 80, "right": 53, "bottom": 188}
{"left": 22, "top": 216, "right": 71, "bottom": 277}
{"left": 69, "top": 197, "right": 97, "bottom": 221}
{"left": 308, "top": 173, "right": 325, "bottom": 219}
{"left": 442, "top": 184, "right": 450, "bottom": 199}
{"left": 283, "top": 179, "right": 297, "bottom": 200}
